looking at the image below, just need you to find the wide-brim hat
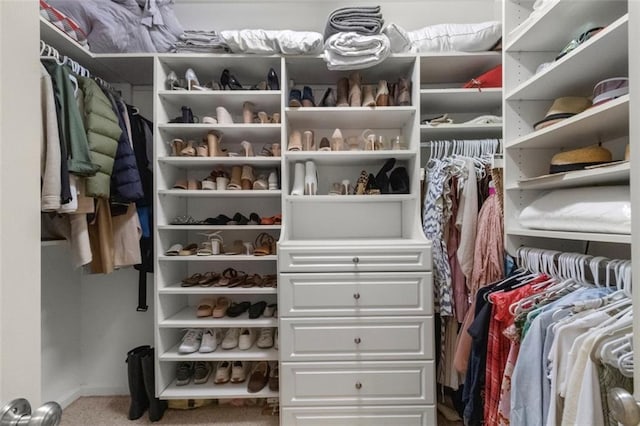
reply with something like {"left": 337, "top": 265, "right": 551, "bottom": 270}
{"left": 592, "top": 77, "right": 628, "bottom": 107}
{"left": 549, "top": 144, "right": 612, "bottom": 174}
{"left": 534, "top": 96, "right": 592, "bottom": 131}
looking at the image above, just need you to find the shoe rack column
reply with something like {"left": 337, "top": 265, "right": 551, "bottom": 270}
{"left": 153, "top": 54, "right": 284, "bottom": 400}
{"left": 277, "top": 56, "right": 435, "bottom": 425}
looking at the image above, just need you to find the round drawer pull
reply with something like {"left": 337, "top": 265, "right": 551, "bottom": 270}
{"left": 355, "top": 382, "right": 362, "bottom": 390}
{"left": 354, "top": 337, "right": 362, "bottom": 344}
{"left": 353, "top": 293, "right": 361, "bottom": 300}
{"left": 352, "top": 256, "right": 360, "bottom": 264}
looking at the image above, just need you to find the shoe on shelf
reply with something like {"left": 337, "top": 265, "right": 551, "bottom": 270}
{"left": 272, "top": 143, "right": 281, "bottom": 156}
{"left": 331, "top": 128, "right": 345, "bottom": 151}
{"left": 248, "top": 213, "right": 261, "bottom": 225}
{"left": 256, "top": 111, "right": 270, "bottom": 124}
{"left": 199, "top": 329, "right": 220, "bottom": 353}
{"left": 396, "top": 77, "right": 411, "bottom": 106}
{"left": 319, "top": 137, "right": 331, "bottom": 151}
{"left": 248, "top": 301, "right": 267, "bottom": 319}
{"left": 268, "top": 362, "right": 279, "bottom": 391}
{"left": 222, "top": 328, "right": 240, "bottom": 350}
{"left": 271, "top": 112, "right": 281, "bottom": 124}
{"left": 178, "top": 329, "right": 203, "bottom": 354}
{"left": 257, "top": 327, "right": 274, "bottom": 349}
{"left": 374, "top": 158, "right": 396, "bottom": 194}
{"left": 231, "top": 361, "right": 249, "bottom": 383}
{"left": 304, "top": 160, "right": 318, "bottom": 195}
{"left": 289, "top": 88, "right": 302, "bottom": 107}
{"left": 376, "top": 80, "right": 389, "bottom": 106}
{"left": 263, "top": 303, "right": 277, "bottom": 318}
{"left": 320, "top": 87, "right": 337, "bottom": 107}
{"left": 348, "top": 72, "right": 362, "bottom": 107}
{"left": 267, "top": 67, "right": 280, "bottom": 90}
{"left": 254, "top": 233, "right": 276, "bottom": 256}
{"left": 302, "top": 86, "right": 316, "bottom": 107}
{"left": 196, "top": 298, "right": 215, "bottom": 317}
{"left": 227, "top": 165, "right": 243, "bottom": 190}
{"left": 389, "top": 166, "right": 410, "bottom": 194}
{"left": 302, "top": 130, "right": 315, "bottom": 151}
{"left": 251, "top": 81, "right": 268, "bottom": 90}
{"left": 253, "top": 174, "right": 269, "bottom": 190}
{"left": 362, "top": 84, "right": 376, "bottom": 107}
{"left": 388, "top": 82, "right": 397, "bottom": 106}
{"left": 227, "top": 301, "right": 252, "bottom": 317}
{"left": 247, "top": 361, "right": 270, "bottom": 393}
{"left": 329, "top": 182, "right": 343, "bottom": 195}
{"left": 179, "top": 243, "right": 198, "bottom": 256}
{"left": 213, "top": 297, "right": 231, "bottom": 318}
{"left": 186, "top": 68, "right": 208, "bottom": 91}
{"left": 274, "top": 328, "right": 279, "bottom": 350}
{"left": 290, "top": 162, "right": 305, "bottom": 196}
{"left": 336, "top": 77, "right": 350, "bottom": 107}
{"left": 243, "top": 101, "right": 255, "bottom": 124}
{"left": 220, "top": 69, "right": 243, "bottom": 90}
{"left": 168, "top": 138, "right": 185, "bottom": 156}
{"left": 175, "top": 361, "right": 194, "bottom": 386}
{"left": 227, "top": 212, "right": 249, "bottom": 226}
{"left": 366, "top": 173, "right": 381, "bottom": 195}
{"left": 180, "top": 140, "right": 196, "bottom": 156}
{"left": 193, "top": 361, "right": 213, "bottom": 384}
{"left": 166, "top": 70, "right": 183, "bottom": 90}
{"left": 268, "top": 171, "right": 279, "bottom": 190}
{"left": 288, "top": 130, "right": 302, "bottom": 151}
{"left": 216, "top": 106, "right": 234, "bottom": 124}
{"left": 238, "top": 328, "right": 257, "bottom": 350}
{"left": 214, "top": 360, "right": 232, "bottom": 384}
{"left": 206, "top": 130, "right": 226, "bottom": 157}
{"left": 241, "top": 165, "right": 255, "bottom": 190}
{"left": 355, "top": 170, "right": 369, "bottom": 195}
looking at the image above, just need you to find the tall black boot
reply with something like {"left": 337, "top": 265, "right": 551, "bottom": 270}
{"left": 141, "top": 347, "right": 167, "bottom": 422}
{"left": 126, "top": 345, "right": 150, "bottom": 420}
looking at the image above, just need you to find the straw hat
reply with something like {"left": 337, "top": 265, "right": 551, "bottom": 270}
{"left": 549, "top": 144, "right": 612, "bottom": 174}
{"left": 534, "top": 97, "right": 592, "bottom": 131}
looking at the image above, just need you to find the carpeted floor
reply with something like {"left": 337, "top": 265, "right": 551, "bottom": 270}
{"left": 61, "top": 396, "right": 279, "bottom": 426}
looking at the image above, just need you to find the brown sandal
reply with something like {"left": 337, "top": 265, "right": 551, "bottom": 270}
{"left": 198, "top": 271, "right": 220, "bottom": 287}
{"left": 254, "top": 233, "right": 276, "bottom": 256}
{"left": 261, "top": 274, "right": 277, "bottom": 288}
{"left": 178, "top": 243, "right": 198, "bottom": 256}
{"left": 228, "top": 271, "right": 248, "bottom": 288}
{"left": 243, "top": 274, "right": 263, "bottom": 288}
{"left": 215, "top": 268, "right": 238, "bottom": 287}
{"left": 181, "top": 273, "right": 203, "bottom": 287}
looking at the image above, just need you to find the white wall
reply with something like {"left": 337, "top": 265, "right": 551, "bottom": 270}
{"left": 173, "top": 0, "right": 501, "bottom": 33}
{"left": 0, "top": 0, "right": 42, "bottom": 407}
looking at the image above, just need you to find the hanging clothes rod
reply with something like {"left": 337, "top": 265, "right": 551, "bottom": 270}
{"left": 516, "top": 246, "right": 632, "bottom": 294}
{"left": 420, "top": 138, "right": 502, "bottom": 159}
{"left": 39, "top": 40, "right": 117, "bottom": 93}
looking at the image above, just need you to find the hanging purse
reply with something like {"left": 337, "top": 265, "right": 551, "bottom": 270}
{"left": 462, "top": 64, "right": 502, "bottom": 89}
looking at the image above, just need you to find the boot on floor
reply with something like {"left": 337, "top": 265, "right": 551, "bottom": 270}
{"left": 141, "top": 347, "right": 167, "bottom": 422}
{"left": 126, "top": 345, "right": 150, "bottom": 420}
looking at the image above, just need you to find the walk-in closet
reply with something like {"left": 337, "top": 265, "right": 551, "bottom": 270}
{"left": 0, "top": 0, "right": 638, "bottom": 425}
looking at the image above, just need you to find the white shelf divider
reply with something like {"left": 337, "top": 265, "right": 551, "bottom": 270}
{"left": 506, "top": 227, "right": 631, "bottom": 244}
{"left": 160, "top": 379, "right": 278, "bottom": 400}
{"left": 160, "top": 344, "right": 278, "bottom": 361}
{"left": 160, "top": 307, "right": 278, "bottom": 328}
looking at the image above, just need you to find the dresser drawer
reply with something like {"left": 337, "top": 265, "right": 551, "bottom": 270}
{"left": 281, "top": 361, "right": 434, "bottom": 406}
{"left": 278, "top": 243, "right": 431, "bottom": 273}
{"left": 281, "top": 405, "right": 435, "bottom": 425}
{"left": 279, "top": 272, "right": 432, "bottom": 317}
{"left": 280, "top": 317, "right": 433, "bottom": 361}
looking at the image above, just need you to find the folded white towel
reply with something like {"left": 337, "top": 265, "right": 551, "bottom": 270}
{"left": 323, "top": 32, "right": 390, "bottom": 71}
{"left": 219, "top": 29, "right": 323, "bottom": 55}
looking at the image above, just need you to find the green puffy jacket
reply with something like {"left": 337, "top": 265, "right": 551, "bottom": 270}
{"left": 79, "top": 77, "right": 122, "bottom": 198}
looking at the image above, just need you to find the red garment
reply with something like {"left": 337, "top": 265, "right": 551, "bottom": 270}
{"left": 484, "top": 277, "right": 547, "bottom": 425}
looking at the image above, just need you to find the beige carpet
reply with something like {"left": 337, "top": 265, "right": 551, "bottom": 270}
{"left": 61, "top": 396, "right": 279, "bottom": 426}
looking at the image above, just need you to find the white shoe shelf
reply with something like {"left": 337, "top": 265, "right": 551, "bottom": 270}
{"left": 154, "top": 55, "right": 283, "bottom": 400}
{"left": 503, "top": 0, "right": 631, "bottom": 251}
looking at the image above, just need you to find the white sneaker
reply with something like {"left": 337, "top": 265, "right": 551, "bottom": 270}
{"left": 222, "top": 328, "right": 240, "bottom": 350}
{"left": 238, "top": 328, "right": 257, "bottom": 350}
{"left": 257, "top": 328, "right": 274, "bottom": 349}
{"left": 199, "top": 329, "right": 219, "bottom": 353}
{"left": 178, "top": 329, "right": 202, "bottom": 354}
{"left": 231, "top": 360, "right": 248, "bottom": 383}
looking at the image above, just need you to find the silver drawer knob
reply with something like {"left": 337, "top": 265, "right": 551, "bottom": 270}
{"left": 353, "top": 293, "right": 360, "bottom": 300}
{"left": 352, "top": 256, "right": 360, "bottom": 264}
{"left": 354, "top": 337, "right": 361, "bottom": 344}
{"left": 355, "top": 382, "right": 362, "bottom": 390}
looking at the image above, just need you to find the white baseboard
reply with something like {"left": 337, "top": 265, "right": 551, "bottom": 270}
{"left": 53, "top": 389, "right": 83, "bottom": 410}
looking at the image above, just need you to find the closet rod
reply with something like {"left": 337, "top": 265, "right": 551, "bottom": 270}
{"left": 516, "top": 246, "right": 632, "bottom": 293}
{"left": 39, "top": 40, "right": 117, "bottom": 93}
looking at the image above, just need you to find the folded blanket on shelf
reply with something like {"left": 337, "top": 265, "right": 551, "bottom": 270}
{"left": 172, "top": 30, "right": 229, "bottom": 53}
{"left": 324, "top": 5, "right": 384, "bottom": 40}
{"left": 323, "top": 32, "right": 390, "bottom": 71}
{"left": 219, "top": 30, "right": 323, "bottom": 55}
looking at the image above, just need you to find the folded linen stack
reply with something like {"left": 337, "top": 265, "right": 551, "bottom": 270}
{"left": 324, "top": 5, "right": 384, "bottom": 39}
{"left": 323, "top": 5, "right": 389, "bottom": 70}
{"left": 323, "top": 32, "right": 390, "bottom": 71}
{"left": 173, "top": 30, "right": 229, "bottom": 53}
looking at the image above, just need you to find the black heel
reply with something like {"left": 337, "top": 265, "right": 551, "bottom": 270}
{"left": 267, "top": 67, "right": 279, "bottom": 90}
{"left": 374, "top": 158, "right": 396, "bottom": 194}
{"left": 389, "top": 167, "right": 410, "bottom": 194}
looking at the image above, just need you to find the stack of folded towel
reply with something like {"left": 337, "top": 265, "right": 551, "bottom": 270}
{"left": 323, "top": 5, "right": 390, "bottom": 70}
{"left": 172, "top": 30, "right": 229, "bottom": 53}
{"left": 324, "top": 6, "right": 384, "bottom": 39}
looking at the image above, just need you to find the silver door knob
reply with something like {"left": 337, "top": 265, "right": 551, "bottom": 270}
{"left": 352, "top": 256, "right": 360, "bottom": 264}
{"left": 353, "top": 293, "right": 360, "bottom": 300}
{"left": 354, "top": 337, "right": 361, "bottom": 344}
{"left": 609, "top": 388, "right": 640, "bottom": 426}
{"left": 355, "top": 382, "right": 362, "bottom": 390}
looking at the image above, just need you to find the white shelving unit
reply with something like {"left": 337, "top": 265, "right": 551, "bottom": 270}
{"left": 278, "top": 55, "right": 434, "bottom": 424}
{"left": 154, "top": 55, "right": 283, "bottom": 400}
{"left": 504, "top": 0, "right": 631, "bottom": 255}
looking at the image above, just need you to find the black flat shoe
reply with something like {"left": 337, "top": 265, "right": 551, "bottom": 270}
{"left": 203, "top": 214, "right": 233, "bottom": 225}
{"left": 227, "top": 301, "right": 251, "bottom": 317}
{"left": 220, "top": 69, "right": 243, "bottom": 90}
{"left": 389, "top": 167, "right": 410, "bottom": 194}
{"left": 248, "top": 212, "right": 261, "bottom": 225}
{"left": 267, "top": 67, "right": 279, "bottom": 90}
{"left": 228, "top": 212, "right": 249, "bottom": 225}
{"left": 248, "top": 301, "right": 267, "bottom": 319}
{"left": 374, "top": 158, "right": 396, "bottom": 194}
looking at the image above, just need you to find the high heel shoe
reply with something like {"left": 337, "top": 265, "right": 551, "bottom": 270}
{"left": 169, "top": 138, "right": 185, "bottom": 156}
{"left": 304, "top": 160, "right": 318, "bottom": 195}
{"left": 349, "top": 72, "right": 362, "bottom": 107}
{"left": 220, "top": 69, "right": 243, "bottom": 90}
{"left": 207, "top": 131, "right": 226, "bottom": 157}
{"left": 196, "top": 143, "right": 209, "bottom": 157}
{"left": 365, "top": 173, "right": 381, "bottom": 195}
{"left": 336, "top": 77, "right": 350, "bottom": 107}
{"left": 362, "top": 85, "right": 376, "bottom": 107}
{"left": 186, "top": 68, "right": 207, "bottom": 91}
{"left": 268, "top": 171, "right": 278, "bottom": 190}
{"left": 271, "top": 113, "right": 281, "bottom": 124}
{"left": 389, "top": 166, "right": 410, "bottom": 194}
{"left": 376, "top": 80, "right": 389, "bottom": 106}
{"left": 253, "top": 174, "right": 268, "bottom": 190}
{"left": 227, "top": 166, "right": 243, "bottom": 190}
{"left": 241, "top": 165, "right": 255, "bottom": 190}
{"left": 396, "top": 77, "right": 411, "bottom": 106}
{"left": 257, "top": 111, "right": 270, "bottom": 124}
{"left": 180, "top": 140, "right": 196, "bottom": 156}
{"left": 331, "top": 128, "right": 344, "bottom": 151}
{"left": 319, "top": 137, "right": 331, "bottom": 151}
{"left": 320, "top": 88, "right": 336, "bottom": 107}
{"left": 355, "top": 170, "right": 368, "bottom": 195}
{"left": 243, "top": 102, "right": 255, "bottom": 124}
{"left": 288, "top": 131, "right": 302, "bottom": 151}
{"left": 341, "top": 179, "right": 351, "bottom": 195}
{"left": 302, "top": 130, "right": 315, "bottom": 151}
{"left": 166, "top": 70, "right": 184, "bottom": 90}
{"left": 267, "top": 68, "right": 280, "bottom": 90}
{"left": 290, "top": 162, "right": 305, "bottom": 196}
{"left": 374, "top": 158, "right": 396, "bottom": 194}
{"left": 216, "top": 106, "right": 234, "bottom": 124}
{"left": 240, "top": 140, "right": 254, "bottom": 157}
